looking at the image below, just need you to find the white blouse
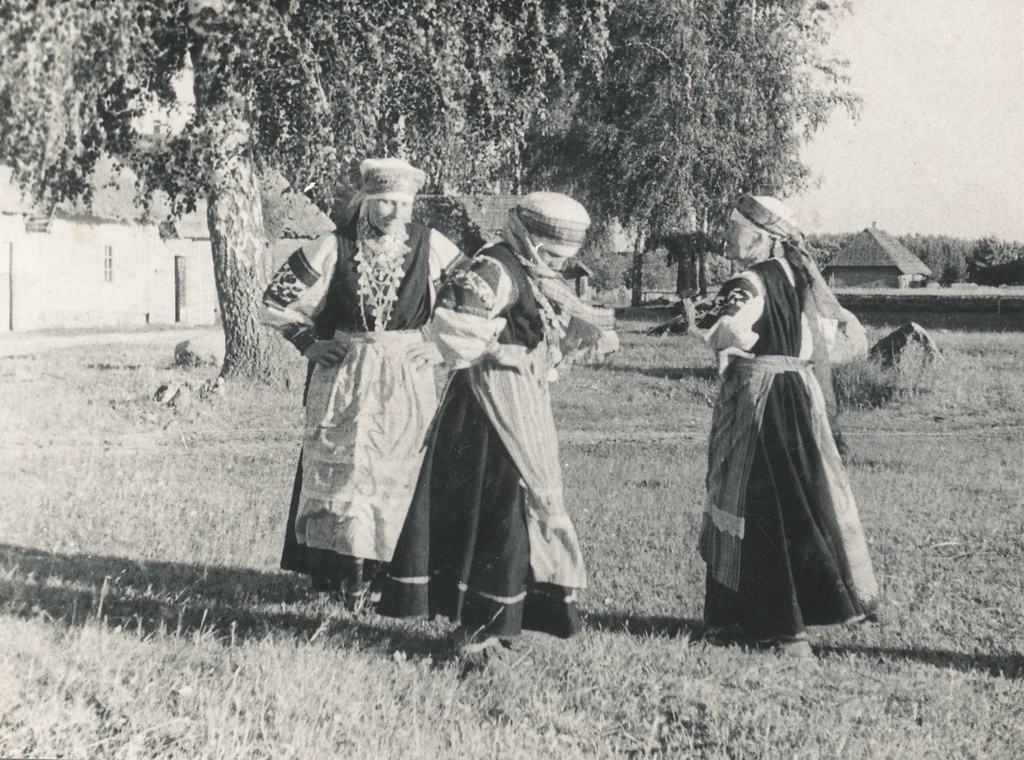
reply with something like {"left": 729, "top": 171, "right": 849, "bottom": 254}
{"left": 260, "top": 229, "right": 463, "bottom": 351}
{"left": 702, "top": 258, "right": 840, "bottom": 361}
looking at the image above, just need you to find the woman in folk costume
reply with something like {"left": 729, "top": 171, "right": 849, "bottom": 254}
{"left": 695, "top": 194, "right": 879, "bottom": 657}
{"left": 261, "top": 158, "right": 467, "bottom": 609}
{"left": 379, "top": 192, "right": 618, "bottom": 656}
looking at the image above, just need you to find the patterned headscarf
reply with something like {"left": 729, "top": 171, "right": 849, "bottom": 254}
{"left": 733, "top": 194, "right": 846, "bottom": 424}
{"left": 500, "top": 197, "right": 615, "bottom": 350}
{"left": 733, "top": 194, "right": 843, "bottom": 320}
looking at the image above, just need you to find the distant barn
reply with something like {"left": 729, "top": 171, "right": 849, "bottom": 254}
{"left": 823, "top": 227, "right": 931, "bottom": 289}
{"left": 452, "top": 195, "right": 520, "bottom": 247}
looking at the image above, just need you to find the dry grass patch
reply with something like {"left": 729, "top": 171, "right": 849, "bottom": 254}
{"left": 1, "top": 322, "right": 1023, "bottom": 758}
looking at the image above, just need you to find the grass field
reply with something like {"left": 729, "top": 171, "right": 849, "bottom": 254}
{"left": 1, "top": 319, "right": 1023, "bottom": 759}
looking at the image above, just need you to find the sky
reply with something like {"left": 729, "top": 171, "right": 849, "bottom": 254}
{"left": 789, "top": 0, "right": 1024, "bottom": 241}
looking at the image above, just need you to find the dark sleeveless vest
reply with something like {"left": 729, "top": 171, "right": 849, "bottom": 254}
{"left": 478, "top": 243, "right": 545, "bottom": 350}
{"left": 749, "top": 258, "right": 805, "bottom": 358}
{"left": 314, "top": 222, "right": 434, "bottom": 338}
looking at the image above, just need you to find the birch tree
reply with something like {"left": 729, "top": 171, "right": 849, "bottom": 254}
{"left": 0, "top": 0, "right": 611, "bottom": 379}
{"left": 530, "top": 0, "right": 858, "bottom": 303}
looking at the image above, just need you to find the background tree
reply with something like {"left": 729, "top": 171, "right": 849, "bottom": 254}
{"left": 311, "top": 0, "right": 611, "bottom": 194}
{"left": 0, "top": 0, "right": 611, "bottom": 379}
{"left": 899, "top": 234, "right": 975, "bottom": 286}
{"left": 531, "top": 0, "right": 859, "bottom": 304}
{"left": 0, "top": 0, "right": 338, "bottom": 380}
{"left": 966, "top": 237, "right": 1024, "bottom": 286}
{"left": 805, "top": 232, "right": 854, "bottom": 268}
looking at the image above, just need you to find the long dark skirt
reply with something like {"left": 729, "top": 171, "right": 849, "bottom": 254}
{"left": 280, "top": 454, "right": 381, "bottom": 593}
{"left": 378, "top": 372, "right": 582, "bottom": 639}
{"left": 703, "top": 373, "right": 878, "bottom": 641}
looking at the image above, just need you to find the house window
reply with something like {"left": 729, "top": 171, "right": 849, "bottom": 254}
{"left": 103, "top": 245, "right": 113, "bottom": 282}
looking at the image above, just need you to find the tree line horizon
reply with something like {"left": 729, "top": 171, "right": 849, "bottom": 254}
{"left": 3, "top": 0, "right": 964, "bottom": 379}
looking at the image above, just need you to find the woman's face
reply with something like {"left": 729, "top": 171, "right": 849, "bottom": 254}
{"left": 723, "top": 218, "right": 769, "bottom": 262}
{"left": 365, "top": 196, "right": 413, "bottom": 234}
{"left": 536, "top": 245, "right": 573, "bottom": 271}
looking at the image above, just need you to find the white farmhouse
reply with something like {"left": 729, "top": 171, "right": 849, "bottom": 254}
{"left": 0, "top": 166, "right": 331, "bottom": 333}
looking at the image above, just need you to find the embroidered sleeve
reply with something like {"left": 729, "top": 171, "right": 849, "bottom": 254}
{"left": 260, "top": 234, "right": 337, "bottom": 353}
{"left": 427, "top": 229, "right": 470, "bottom": 285}
{"left": 428, "top": 254, "right": 516, "bottom": 368}
{"left": 825, "top": 307, "right": 868, "bottom": 365}
{"left": 436, "top": 255, "right": 515, "bottom": 320}
{"left": 700, "top": 273, "right": 764, "bottom": 353}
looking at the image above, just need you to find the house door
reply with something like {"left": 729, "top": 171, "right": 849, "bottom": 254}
{"left": 0, "top": 242, "right": 11, "bottom": 332}
{"left": 174, "top": 255, "right": 187, "bottom": 323}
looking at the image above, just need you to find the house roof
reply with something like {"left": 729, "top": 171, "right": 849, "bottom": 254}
{"left": 261, "top": 170, "right": 335, "bottom": 239}
{"left": 827, "top": 227, "right": 931, "bottom": 275}
{"left": 1, "top": 160, "right": 332, "bottom": 242}
{"left": 448, "top": 195, "right": 521, "bottom": 240}
{"left": 1, "top": 160, "right": 150, "bottom": 223}
{"left": 169, "top": 207, "right": 211, "bottom": 240}
{"left": 167, "top": 172, "right": 334, "bottom": 241}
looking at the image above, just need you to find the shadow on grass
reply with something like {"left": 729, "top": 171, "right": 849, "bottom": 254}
{"left": 0, "top": 544, "right": 440, "bottom": 657}
{"left": 598, "top": 364, "right": 717, "bottom": 382}
{"left": 9, "top": 545, "right": 1019, "bottom": 679}
{"left": 815, "top": 642, "right": 1024, "bottom": 680}
{"left": 584, "top": 610, "right": 703, "bottom": 640}
{"left": 585, "top": 609, "right": 1024, "bottom": 680}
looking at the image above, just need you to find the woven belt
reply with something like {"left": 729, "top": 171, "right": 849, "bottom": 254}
{"left": 732, "top": 355, "right": 811, "bottom": 373}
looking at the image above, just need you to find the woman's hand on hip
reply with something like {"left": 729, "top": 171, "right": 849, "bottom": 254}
{"left": 717, "top": 346, "right": 755, "bottom": 376}
{"left": 406, "top": 342, "right": 444, "bottom": 369}
{"left": 304, "top": 341, "right": 348, "bottom": 367}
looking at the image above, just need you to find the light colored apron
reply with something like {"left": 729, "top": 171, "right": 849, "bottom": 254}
{"left": 298, "top": 331, "right": 439, "bottom": 562}
{"left": 465, "top": 345, "right": 587, "bottom": 589}
{"left": 701, "top": 355, "right": 878, "bottom": 605}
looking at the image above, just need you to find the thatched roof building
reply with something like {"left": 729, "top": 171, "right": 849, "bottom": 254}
{"left": 824, "top": 226, "right": 931, "bottom": 289}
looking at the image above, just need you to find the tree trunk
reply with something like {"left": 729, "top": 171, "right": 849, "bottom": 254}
{"left": 698, "top": 210, "right": 710, "bottom": 297}
{"left": 189, "top": 1, "right": 278, "bottom": 381}
{"left": 698, "top": 246, "right": 708, "bottom": 297}
{"left": 630, "top": 232, "right": 646, "bottom": 307}
{"left": 675, "top": 238, "right": 700, "bottom": 297}
{"left": 206, "top": 154, "right": 277, "bottom": 380}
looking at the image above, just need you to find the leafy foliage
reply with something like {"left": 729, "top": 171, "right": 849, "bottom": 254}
{"left": 965, "top": 237, "right": 1024, "bottom": 286}
{"left": 531, "top": 0, "right": 860, "bottom": 240}
{"left": 0, "top": 1, "right": 157, "bottom": 210}
{"left": 0, "top": 0, "right": 614, "bottom": 378}
{"left": 899, "top": 234, "right": 975, "bottom": 286}
{"left": 898, "top": 234, "right": 1024, "bottom": 286}
{"left": 1, "top": 1, "right": 613, "bottom": 211}
{"left": 805, "top": 232, "right": 853, "bottom": 267}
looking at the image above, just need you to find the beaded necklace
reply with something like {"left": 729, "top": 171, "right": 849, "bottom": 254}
{"left": 353, "top": 217, "right": 410, "bottom": 332}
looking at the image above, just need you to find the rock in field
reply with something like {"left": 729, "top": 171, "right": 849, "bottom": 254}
{"left": 174, "top": 332, "right": 225, "bottom": 368}
{"left": 153, "top": 382, "right": 180, "bottom": 404}
{"left": 869, "top": 322, "right": 944, "bottom": 368}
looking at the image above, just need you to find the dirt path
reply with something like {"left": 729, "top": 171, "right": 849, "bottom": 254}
{"left": 0, "top": 327, "right": 219, "bottom": 358}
